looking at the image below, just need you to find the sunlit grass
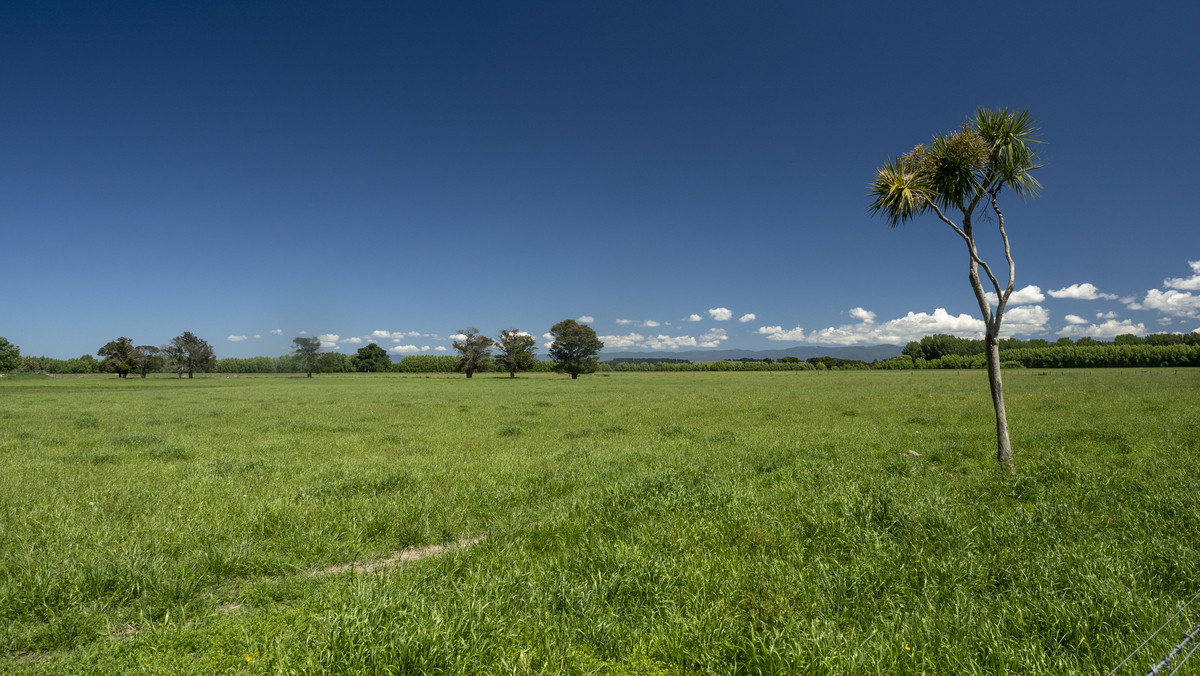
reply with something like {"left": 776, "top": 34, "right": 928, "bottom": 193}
{"left": 1, "top": 370, "right": 1197, "bottom": 673}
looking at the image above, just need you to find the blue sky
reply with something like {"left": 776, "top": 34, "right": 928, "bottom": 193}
{"left": 3, "top": 1, "right": 1199, "bottom": 360}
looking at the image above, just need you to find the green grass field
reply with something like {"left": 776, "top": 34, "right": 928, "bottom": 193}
{"left": 2, "top": 369, "right": 1198, "bottom": 674}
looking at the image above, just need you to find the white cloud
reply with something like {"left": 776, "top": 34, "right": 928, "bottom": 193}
{"left": 684, "top": 314, "right": 702, "bottom": 322}
{"left": 597, "top": 328, "right": 728, "bottom": 351}
{"left": 765, "top": 308, "right": 988, "bottom": 345}
{"left": 389, "top": 345, "right": 420, "bottom": 354}
{"left": 849, "top": 307, "right": 876, "bottom": 323}
{"left": 317, "top": 334, "right": 339, "bottom": 349}
{"left": 708, "top": 307, "right": 733, "bottom": 321}
{"left": 372, "top": 330, "right": 421, "bottom": 341}
{"left": 270, "top": 329, "right": 283, "bottom": 335}
{"left": 341, "top": 336, "right": 363, "bottom": 344}
{"left": 636, "top": 320, "right": 657, "bottom": 328}
{"left": 698, "top": 328, "right": 727, "bottom": 348}
{"left": 985, "top": 285, "right": 1046, "bottom": 305}
{"left": 644, "top": 334, "right": 697, "bottom": 350}
{"left": 420, "top": 345, "right": 431, "bottom": 351}
{"left": 1047, "top": 283, "right": 1117, "bottom": 300}
{"left": 599, "top": 333, "right": 645, "bottom": 348}
{"left": 299, "top": 330, "right": 308, "bottom": 335}
{"left": 253, "top": 334, "right": 262, "bottom": 339}
{"left": 1064, "top": 314, "right": 1089, "bottom": 325}
{"left": 1097, "top": 311, "right": 1118, "bottom": 319}
{"left": 875, "top": 309, "right": 986, "bottom": 342}
{"left": 1130, "top": 288, "right": 1200, "bottom": 319}
{"left": 806, "top": 326, "right": 868, "bottom": 345}
{"left": 577, "top": 315, "right": 594, "bottom": 323}
{"left": 757, "top": 325, "right": 807, "bottom": 341}
{"left": 1164, "top": 260, "right": 1200, "bottom": 291}
{"left": 615, "top": 319, "right": 633, "bottom": 325}
{"left": 227, "top": 335, "right": 248, "bottom": 342}
{"left": 1059, "top": 319, "right": 1147, "bottom": 338}
{"left": 434, "top": 346, "right": 448, "bottom": 352}
{"left": 450, "top": 333, "right": 467, "bottom": 342}
{"left": 1000, "top": 305, "right": 1050, "bottom": 336}
{"left": 738, "top": 313, "right": 756, "bottom": 323}
{"left": 758, "top": 303, "right": 1062, "bottom": 346}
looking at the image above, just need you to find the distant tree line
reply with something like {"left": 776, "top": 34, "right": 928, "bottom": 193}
{"left": 5, "top": 320, "right": 607, "bottom": 379}
{"left": 5, "top": 329, "right": 1199, "bottom": 376}
{"left": 893, "top": 333, "right": 1200, "bottom": 370}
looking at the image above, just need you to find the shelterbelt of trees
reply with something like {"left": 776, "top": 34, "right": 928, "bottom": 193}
{"left": 3, "top": 332, "right": 1198, "bottom": 376}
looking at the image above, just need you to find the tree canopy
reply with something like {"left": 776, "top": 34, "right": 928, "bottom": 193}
{"left": 292, "top": 337, "right": 323, "bottom": 377}
{"left": 130, "top": 345, "right": 163, "bottom": 378}
{"left": 351, "top": 342, "right": 391, "bottom": 372}
{"left": 548, "top": 319, "right": 604, "bottom": 379}
{"left": 98, "top": 337, "right": 136, "bottom": 378}
{"left": 453, "top": 328, "right": 493, "bottom": 378}
{"left": 0, "top": 337, "right": 22, "bottom": 372}
{"left": 494, "top": 328, "right": 537, "bottom": 378}
{"left": 164, "top": 332, "right": 215, "bottom": 379}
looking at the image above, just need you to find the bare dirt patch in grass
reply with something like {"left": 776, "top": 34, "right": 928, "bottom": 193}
{"left": 314, "top": 536, "right": 484, "bottom": 576}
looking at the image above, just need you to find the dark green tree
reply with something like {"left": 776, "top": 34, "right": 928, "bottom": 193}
{"left": 130, "top": 345, "right": 163, "bottom": 378}
{"left": 549, "top": 319, "right": 604, "bottom": 379}
{"left": 494, "top": 328, "right": 537, "bottom": 378}
{"left": 869, "top": 107, "right": 1043, "bottom": 472}
{"left": 98, "top": 337, "right": 136, "bottom": 378}
{"left": 318, "top": 352, "right": 351, "bottom": 373}
{"left": 292, "top": 337, "right": 322, "bottom": 377}
{"left": 164, "top": 332, "right": 215, "bottom": 379}
{"left": 0, "top": 337, "right": 20, "bottom": 372}
{"left": 351, "top": 342, "right": 392, "bottom": 372}
{"left": 453, "top": 328, "right": 493, "bottom": 378}
{"left": 66, "top": 354, "right": 102, "bottom": 374}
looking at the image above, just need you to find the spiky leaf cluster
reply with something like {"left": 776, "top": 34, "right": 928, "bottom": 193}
{"left": 869, "top": 108, "right": 1042, "bottom": 226}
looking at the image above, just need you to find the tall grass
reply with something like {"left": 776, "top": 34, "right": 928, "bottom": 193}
{"left": 1, "top": 369, "right": 1197, "bottom": 673}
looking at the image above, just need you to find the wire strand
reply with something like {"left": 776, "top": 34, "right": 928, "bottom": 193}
{"left": 1107, "top": 590, "right": 1200, "bottom": 676}
{"left": 1166, "top": 628, "right": 1200, "bottom": 676}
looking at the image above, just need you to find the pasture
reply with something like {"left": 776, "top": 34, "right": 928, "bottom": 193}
{"left": 1, "top": 369, "right": 1198, "bottom": 674}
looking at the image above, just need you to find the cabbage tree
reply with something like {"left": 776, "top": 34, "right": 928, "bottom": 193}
{"left": 868, "top": 108, "right": 1043, "bottom": 472}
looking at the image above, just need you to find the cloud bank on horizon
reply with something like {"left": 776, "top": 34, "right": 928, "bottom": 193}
{"left": 221, "top": 260, "right": 1199, "bottom": 356}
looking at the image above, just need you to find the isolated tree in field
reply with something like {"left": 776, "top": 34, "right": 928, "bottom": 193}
{"left": 351, "top": 342, "right": 392, "bottom": 372}
{"left": 494, "top": 328, "right": 537, "bottom": 378}
{"left": 292, "top": 337, "right": 322, "bottom": 377}
{"left": 549, "top": 319, "right": 604, "bottom": 379}
{"left": 0, "top": 337, "right": 20, "bottom": 372}
{"left": 98, "top": 337, "right": 136, "bottom": 378}
{"left": 453, "top": 328, "right": 493, "bottom": 378}
{"left": 130, "top": 345, "right": 163, "bottom": 378}
{"left": 164, "top": 331, "right": 216, "bottom": 379}
{"left": 868, "top": 107, "right": 1043, "bottom": 472}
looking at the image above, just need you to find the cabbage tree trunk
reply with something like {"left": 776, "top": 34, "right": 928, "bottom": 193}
{"left": 984, "top": 334, "right": 1013, "bottom": 471}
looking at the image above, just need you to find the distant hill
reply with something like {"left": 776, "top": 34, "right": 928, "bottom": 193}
{"left": 599, "top": 345, "right": 903, "bottom": 363}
